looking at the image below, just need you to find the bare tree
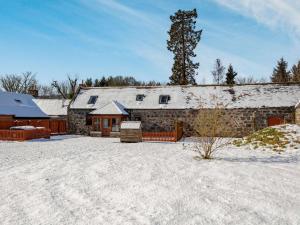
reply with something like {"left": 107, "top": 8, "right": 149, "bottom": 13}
{"left": 21, "top": 72, "right": 38, "bottom": 93}
{"left": 211, "top": 59, "right": 225, "bottom": 84}
{"left": 0, "top": 72, "right": 37, "bottom": 93}
{"left": 38, "top": 85, "right": 57, "bottom": 97}
{"left": 193, "top": 97, "right": 232, "bottom": 159}
{"left": 52, "top": 75, "right": 78, "bottom": 99}
{"left": 237, "top": 76, "right": 267, "bottom": 84}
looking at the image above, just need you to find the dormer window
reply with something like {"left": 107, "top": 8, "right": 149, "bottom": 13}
{"left": 159, "top": 95, "right": 170, "bottom": 104}
{"left": 14, "top": 99, "right": 22, "bottom": 104}
{"left": 88, "top": 96, "right": 98, "bottom": 104}
{"left": 136, "top": 94, "right": 145, "bottom": 101}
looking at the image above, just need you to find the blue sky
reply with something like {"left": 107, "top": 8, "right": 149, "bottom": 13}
{"left": 0, "top": 0, "right": 299, "bottom": 84}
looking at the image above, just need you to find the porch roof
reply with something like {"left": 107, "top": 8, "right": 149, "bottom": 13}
{"left": 89, "top": 101, "right": 128, "bottom": 115}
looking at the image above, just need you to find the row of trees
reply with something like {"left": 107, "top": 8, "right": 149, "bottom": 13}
{"left": 0, "top": 73, "right": 163, "bottom": 99}
{"left": 83, "top": 76, "right": 161, "bottom": 87}
{"left": 209, "top": 57, "right": 300, "bottom": 85}
{"left": 1, "top": 57, "right": 299, "bottom": 98}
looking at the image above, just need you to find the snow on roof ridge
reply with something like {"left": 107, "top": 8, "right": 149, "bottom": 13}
{"left": 90, "top": 100, "right": 128, "bottom": 115}
{"left": 79, "top": 82, "right": 300, "bottom": 90}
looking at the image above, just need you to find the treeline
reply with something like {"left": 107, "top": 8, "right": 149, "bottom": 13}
{"left": 0, "top": 73, "right": 162, "bottom": 98}
{"left": 210, "top": 58, "right": 300, "bottom": 85}
{"left": 83, "top": 76, "right": 161, "bottom": 87}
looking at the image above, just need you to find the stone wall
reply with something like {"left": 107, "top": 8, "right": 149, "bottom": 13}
{"left": 128, "top": 107, "right": 295, "bottom": 137}
{"left": 296, "top": 107, "right": 300, "bottom": 125}
{"left": 68, "top": 109, "right": 94, "bottom": 135}
{"left": 69, "top": 107, "right": 295, "bottom": 137}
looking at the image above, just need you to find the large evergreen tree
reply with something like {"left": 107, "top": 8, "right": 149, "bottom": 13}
{"left": 270, "top": 58, "right": 291, "bottom": 83}
{"left": 225, "top": 64, "right": 237, "bottom": 85}
{"left": 291, "top": 60, "right": 300, "bottom": 82}
{"left": 167, "top": 9, "right": 202, "bottom": 85}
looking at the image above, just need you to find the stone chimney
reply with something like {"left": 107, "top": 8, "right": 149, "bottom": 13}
{"left": 28, "top": 86, "right": 39, "bottom": 98}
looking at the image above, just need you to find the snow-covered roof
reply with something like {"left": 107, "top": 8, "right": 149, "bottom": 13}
{"left": 90, "top": 101, "right": 128, "bottom": 115}
{"left": 121, "top": 121, "right": 141, "bottom": 129}
{"left": 33, "top": 99, "right": 70, "bottom": 116}
{"left": 0, "top": 92, "right": 48, "bottom": 118}
{"left": 70, "top": 84, "right": 300, "bottom": 110}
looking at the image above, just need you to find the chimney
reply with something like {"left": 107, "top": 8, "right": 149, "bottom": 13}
{"left": 28, "top": 86, "right": 39, "bottom": 98}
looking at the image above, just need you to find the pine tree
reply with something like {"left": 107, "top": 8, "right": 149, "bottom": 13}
{"left": 291, "top": 60, "right": 300, "bottom": 82}
{"left": 85, "top": 78, "right": 93, "bottom": 87}
{"left": 212, "top": 58, "right": 225, "bottom": 84}
{"left": 167, "top": 9, "right": 202, "bottom": 85}
{"left": 99, "top": 76, "right": 107, "bottom": 87}
{"left": 94, "top": 79, "right": 101, "bottom": 87}
{"left": 270, "top": 58, "right": 291, "bottom": 83}
{"left": 225, "top": 64, "right": 237, "bottom": 85}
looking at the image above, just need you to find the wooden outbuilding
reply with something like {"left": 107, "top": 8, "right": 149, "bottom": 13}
{"left": 120, "top": 121, "right": 142, "bottom": 143}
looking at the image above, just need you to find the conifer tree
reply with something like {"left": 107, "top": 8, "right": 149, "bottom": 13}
{"left": 270, "top": 58, "right": 291, "bottom": 83}
{"left": 85, "top": 78, "right": 93, "bottom": 87}
{"left": 225, "top": 64, "right": 237, "bottom": 85}
{"left": 99, "top": 76, "right": 107, "bottom": 87}
{"left": 94, "top": 78, "right": 101, "bottom": 87}
{"left": 167, "top": 9, "right": 202, "bottom": 85}
{"left": 291, "top": 60, "right": 300, "bottom": 82}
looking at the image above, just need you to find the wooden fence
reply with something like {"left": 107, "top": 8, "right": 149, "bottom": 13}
{"left": 0, "top": 128, "right": 51, "bottom": 141}
{"left": 0, "top": 119, "right": 67, "bottom": 134}
{"left": 142, "top": 121, "right": 184, "bottom": 142}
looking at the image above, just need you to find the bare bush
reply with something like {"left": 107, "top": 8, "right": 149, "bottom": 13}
{"left": 193, "top": 103, "right": 232, "bottom": 159}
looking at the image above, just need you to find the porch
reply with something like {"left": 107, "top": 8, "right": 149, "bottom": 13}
{"left": 89, "top": 101, "right": 129, "bottom": 137}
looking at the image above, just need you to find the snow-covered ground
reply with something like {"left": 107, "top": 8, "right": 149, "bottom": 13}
{"left": 0, "top": 135, "right": 300, "bottom": 225}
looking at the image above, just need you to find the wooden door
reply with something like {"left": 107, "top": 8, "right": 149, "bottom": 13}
{"left": 102, "top": 118, "right": 111, "bottom": 136}
{"left": 268, "top": 116, "right": 284, "bottom": 126}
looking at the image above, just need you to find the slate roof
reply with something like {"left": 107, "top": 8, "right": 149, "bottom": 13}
{"left": 70, "top": 83, "right": 300, "bottom": 110}
{"left": 0, "top": 92, "right": 48, "bottom": 118}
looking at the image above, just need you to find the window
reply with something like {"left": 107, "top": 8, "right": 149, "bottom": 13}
{"left": 136, "top": 94, "right": 145, "bottom": 101}
{"left": 159, "top": 95, "right": 171, "bottom": 104}
{"left": 103, "top": 118, "right": 109, "bottom": 128}
{"left": 112, "top": 118, "right": 120, "bottom": 132}
{"left": 93, "top": 118, "right": 101, "bottom": 131}
{"left": 88, "top": 96, "right": 98, "bottom": 104}
{"left": 14, "top": 99, "right": 22, "bottom": 104}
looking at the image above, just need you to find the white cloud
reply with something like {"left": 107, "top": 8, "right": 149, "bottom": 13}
{"left": 214, "top": 0, "right": 300, "bottom": 39}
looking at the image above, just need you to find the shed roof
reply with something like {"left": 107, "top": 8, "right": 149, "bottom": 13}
{"left": 33, "top": 99, "right": 70, "bottom": 116}
{"left": 70, "top": 83, "right": 300, "bottom": 110}
{"left": 90, "top": 101, "right": 128, "bottom": 115}
{"left": 0, "top": 92, "right": 48, "bottom": 118}
{"left": 121, "top": 121, "right": 141, "bottom": 129}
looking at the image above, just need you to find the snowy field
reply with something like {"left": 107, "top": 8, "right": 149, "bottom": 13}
{"left": 0, "top": 135, "right": 300, "bottom": 225}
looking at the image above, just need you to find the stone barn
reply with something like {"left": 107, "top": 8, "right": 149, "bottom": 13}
{"left": 68, "top": 83, "right": 300, "bottom": 137}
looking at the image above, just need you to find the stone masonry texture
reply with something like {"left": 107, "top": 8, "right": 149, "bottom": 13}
{"left": 69, "top": 107, "right": 295, "bottom": 137}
